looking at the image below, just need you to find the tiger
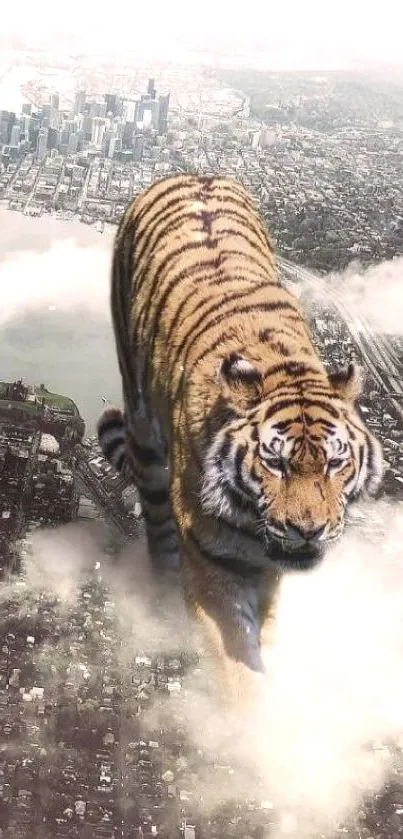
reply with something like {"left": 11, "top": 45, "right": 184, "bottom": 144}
{"left": 97, "top": 173, "right": 383, "bottom": 708}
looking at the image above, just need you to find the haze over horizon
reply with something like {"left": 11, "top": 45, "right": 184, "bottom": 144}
{"left": 2, "top": 0, "right": 403, "bottom": 72}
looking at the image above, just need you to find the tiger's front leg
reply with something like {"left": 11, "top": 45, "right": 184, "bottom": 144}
{"left": 180, "top": 546, "right": 278, "bottom": 711}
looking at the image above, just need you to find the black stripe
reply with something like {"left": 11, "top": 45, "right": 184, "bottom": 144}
{"left": 259, "top": 326, "right": 308, "bottom": 343}
{"left": 135, "top": 176, "right": 200, "bottom": 227}
{"left": 139, "top": 257, "right": 222, "bottom": 334}
{"left": 365, "top": 433, "right": 375, "bottom": 475}
{"left": 263, "top": 361, "right": 321, "bottom": 379}
{"left": 126, "top": 436, "right": 163, "bottom": 467}
{"left": 234, "top": 442, "right": 248, "bottom": 477}
{"left": 264, "top": 397, "right": 340, "bottom": 421}
{"left": 102, "top": 438, "right": 125, "bottom": 461}
{"left": 317, "top": 419, "right": 337, "bottom": 431}
{"left": 208, "top": 222, "right": 272, "bottom": 257}
{"left": 137, "top": 239, "right": 206, "bottom": 303}
{"left": 205, "top": 266, "right": 270, "bottom": 287}
{"left": 98, "top": 415, "right": 124, "bottom": 435}
{"left": 164, "top": 270, "right": 271, "bottom": 351}
{"left": 115, "top": 451, "right": 126, "bottom": 472}
{"left": 139, "top": 486, "right": 170, "bottom": 506}
{"left": 187, "top": 529, "right": 264, "bottom": 579}
{"left": 135, "top": 200, "right": 206, "bottom": 269}
{"left": 216, "top": 436, "right": 232, "bottom": 463}
{"left": 199, "top": 206, "right": 271, "bottom": 249}
{"left": 268, "top": 341, "right": 292, "bottom": 356}
{"left": 172, "top": 297, "right": 298, "bottom": 375}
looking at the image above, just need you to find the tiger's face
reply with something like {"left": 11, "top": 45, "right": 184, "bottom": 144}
{"left": 201, "top": 354, "right": 384, "bottom": 572}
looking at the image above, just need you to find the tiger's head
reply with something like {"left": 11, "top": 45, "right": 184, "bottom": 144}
{"left": 201, "top": 353, "right": 384, "bottom": 572}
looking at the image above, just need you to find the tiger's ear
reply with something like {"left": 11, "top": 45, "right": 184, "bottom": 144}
{"left": 328, "top": 362, "right": 361, "bottom": 403}
{"left": 218, "top": 353, "right": 263, "bottom": 409}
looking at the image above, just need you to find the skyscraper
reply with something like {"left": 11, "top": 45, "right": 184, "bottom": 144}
{"left": 50, "top": 93, "right": 59, "bottom": 110}
{"left": 10, "top": 124, "right": 21, "bottom": 147}
{"left": 91, "top": 117, "right": 106, "bottom": 149}
{"left": 157, "top": 93, "right": 170, "bottom": 134}
{"left": 104, "top": 94, "right": 117, "bottom": 116}
{"left": 74, "top": 90, "right": 86, "bottom": 116}
{"left": 36, "top": 128, "right": 48, "bottom": 161}
{"left": 147, "top": 78, "right": 156, "bottom": 99}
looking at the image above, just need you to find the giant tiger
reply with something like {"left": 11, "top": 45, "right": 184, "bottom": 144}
{"left": 98, "top": 174, "right": 383, "bottom": 708}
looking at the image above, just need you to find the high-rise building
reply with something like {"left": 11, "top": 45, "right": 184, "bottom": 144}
{"left": 108, "top": 136, "right": 121, "bottom": 158}
{"left": 115, "top": 95, "right": 124, "bottom": 117}
{"left": 0, "top": 111, "right": 15, "bottom": 144}
{"left": 91, "top": 117, "right": 106, "bottom": 149}
{"left": 157, "top": 93, "right": 170, "bottom": 134}
{"left": 74, "top": 90, "right": 86, "bottom": 115}
{"left": 47, "top": 127, "right": 59, "bottom": 150}
{"left": 147, "top": 78, "right": 156, "bottom": 98}
{"left": 133, "top": 134, "right": 144, "bottom": 161}
{"left": 22, "top": 103, "right": 32, "bottom": 116}
{"left": 36, "top": 128, "right": 48, "bottom": 161}
{"left": 89, "top": 102, "right": 107, "bottom": 119}
{"left": 82, "top": 115, "right": 92, "bottom": 141}
{"left": 67, "top": 133, "right": 79, "bottom": 155}
{"left": 104, "top": 94, "right": 117, "bottom": 116}
{"left": 124, "top": 100, "right": 137, "bottom": 123}
{"left": 122, "top": 121, "right": 134, "bottom": 149}
{"left": 50, "top": 93, "right": 59, "bottom": 110}
{"left": 137, "top": 97, "right": 159, "bottom": 129}
{"left": 28, "top": 117, "right": 40, "bottom": 147}
{"left": 10, "top": 124, "right": 21, "bottom": 147}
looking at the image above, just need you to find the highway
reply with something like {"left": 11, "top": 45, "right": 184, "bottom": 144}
{"left": 75, "top": 457, "right": 137, "bottom": 540}
{"left": 278, "top": 255, "right": 403, "bottom": 422}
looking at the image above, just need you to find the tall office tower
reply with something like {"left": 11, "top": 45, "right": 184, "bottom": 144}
{"left": 91, "top": 117, "right": 106, "bottom": 149}
{"left": 68, "top": 133, "right": 79, "bottom": 154}
{"left": 28, "top": 117, "right": 40, "bottom": 147}
{"left": 124, "top": 100, "right": 137, "bottom": 122}
{"left": 10, "top": 124, "right": 21, "bottom": 146}
{"left": 137, "top": 97, "right": 160, "bottom": 129}
{"left": 0, "top": 111, "right": 15, "bottom": 144}
{"left": 133, "top": 134, "right": 144, "bottom": 161}
{"left": 89, "top": 102, "right": 107, "bottom": 118}
{"left": 47, "top": 127, "right": 59, "bottom": 150}
{"left": 157, "top": 93, "right": 170, "bottom": 134}
{"left": 108, "top": 136, "right": 122, "bottom": 158}
{"left": 122, "top": 121, "right": 134, "bottom": 149}
{"left": 147, "top": 78, "right": 156, "bottom": 98}
{"left": 104, "top": 94, "right": 117, "bottom": 116}
{"left": 36, "top": 128, "right": 48, "bottom": 161}
{"left": 50, "top": 93, "right": 59, "bottom": 110}
{"left": 82, "top": 115, "right": 93, "bottom": 141}
{"left": 114, "top": 95, "right": 124, "bottom": 117}
{"left": 74, "top": 90, "right": 86, "bottom": 115}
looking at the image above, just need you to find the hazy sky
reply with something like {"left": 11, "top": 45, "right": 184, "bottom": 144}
{"left": 3, "top": 0, "right": 403, "bottom": 70}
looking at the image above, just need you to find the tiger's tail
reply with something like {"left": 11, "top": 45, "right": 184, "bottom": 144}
{"left": 97, "top": 405, "right": 131, "bottom": 478}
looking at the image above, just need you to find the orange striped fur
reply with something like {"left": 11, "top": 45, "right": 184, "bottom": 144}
{"left": 98, "top": 174, "right": 383, "bottom": 708}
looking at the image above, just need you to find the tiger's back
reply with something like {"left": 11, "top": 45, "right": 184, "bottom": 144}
{"left": 99, "top": 174, "right": 383, "bottom": 708}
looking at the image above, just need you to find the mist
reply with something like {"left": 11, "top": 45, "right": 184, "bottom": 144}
{"left": 3, "top": 214, "right": 403, "bottom": 834}
{"left": 0, "top": 215, "right": 119, "bottom": 431}
{"left": 327, "top": 255, "right": 403, "bottom": 333}
{"left": 14, "top": 499, "right": 403, "bottom": 837}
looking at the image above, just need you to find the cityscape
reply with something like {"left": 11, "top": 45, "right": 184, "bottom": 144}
{"left": 0, "top": 58, "right": 402, "bottom": 271}
{"left": 0, "top": 49, "right": 403, "bottom": 839}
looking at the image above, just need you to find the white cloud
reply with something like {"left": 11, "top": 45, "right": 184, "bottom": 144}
{"left": 0, "top": 239, "right": 111, "bottom": 323}
{"left": 2, "top": 0, "right": 403, "bottom": 69}
{"left": 331, "top": 257, "right": 403, "bottom": 334}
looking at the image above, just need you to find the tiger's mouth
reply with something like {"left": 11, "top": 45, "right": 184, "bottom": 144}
{"left": 265, "top": 539, "right": 326, "bottom": 572}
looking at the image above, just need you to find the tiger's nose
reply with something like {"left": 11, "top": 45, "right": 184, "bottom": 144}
{"left": 284, "top": 521, "right": 327, "bottom": 544}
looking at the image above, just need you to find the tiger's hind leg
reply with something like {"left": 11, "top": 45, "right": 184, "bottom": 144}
{"left": 97, "top": 405, "right": 180, "bottom": 573}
